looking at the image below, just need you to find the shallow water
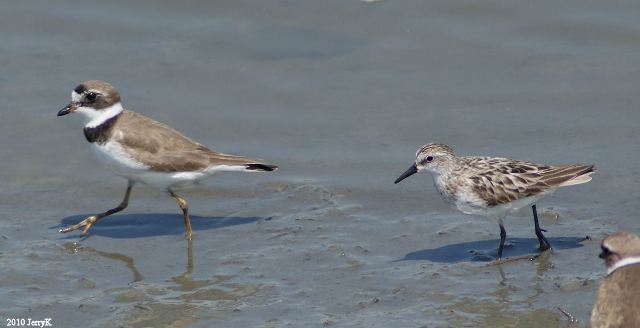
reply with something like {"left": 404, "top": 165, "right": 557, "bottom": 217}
{"left": 2, "top": 0, "right": 640, "bottom": 327}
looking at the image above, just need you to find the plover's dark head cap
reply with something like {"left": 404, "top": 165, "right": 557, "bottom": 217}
{"left": 72, "top": 80, "right": 121, "bottom": 110}
{"left": 58, "top": 80, "right": 123, "bottom": 120}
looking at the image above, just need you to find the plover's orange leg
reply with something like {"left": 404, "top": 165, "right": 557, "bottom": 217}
{"left": 532, "top": 204, "right": 552, "bottom": 252}
{"left": 168, "top": 189, "right": 193, "bottom": 240}
{"left": 60, "top": 181, "right": 134, "bottom": 236}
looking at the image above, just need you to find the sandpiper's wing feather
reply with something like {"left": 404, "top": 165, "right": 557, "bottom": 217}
{"left": 464, "top": 157, "right": 594, "bottom": 207}
{"left": 536, "top": 164, "right": 595, "bottom": 187}
{"left": 114, "top": 111, "right": 276, "bottom": 172}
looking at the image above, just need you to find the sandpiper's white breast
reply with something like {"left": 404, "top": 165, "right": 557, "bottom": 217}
{"left": 432, "top": 169, "right": 556, "bottom": 219}
{"left": 457, "top": 189, "right": 554, "bottom": 219}
{"left": 432, "top": 173, "right": 459, "bottom": 204}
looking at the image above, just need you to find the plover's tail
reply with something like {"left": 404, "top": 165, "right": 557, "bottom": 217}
{"left": 205, "top": 150, "right": 278, "bottom": 173}
{"left": 207, "top": 162, "right": 278, "bottom": 172}
{"left": 542, "top": 164, "right": 595, "bottom": 187}
{"left": 244, "top": 163, "right": 278, "bottom": 172}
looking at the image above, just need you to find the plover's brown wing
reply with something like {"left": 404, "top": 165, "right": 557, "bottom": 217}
{"left": 591, "top": 264, "right": 640, "bottom": 327}
{"left": 114, "top": 111, "right": 276, "bottom": 172}
{"left": 466, "top": 158, "right": 594, "bottom": 207}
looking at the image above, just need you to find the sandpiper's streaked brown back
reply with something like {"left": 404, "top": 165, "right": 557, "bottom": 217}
{"left": 456, "top": 157, "right": 594, "bottom": 207}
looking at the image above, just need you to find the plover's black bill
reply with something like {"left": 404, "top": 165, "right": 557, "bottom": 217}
{"left": 395, "top": 163, "right": 418, "bottom": 184}
{"left": 58, "top": 103, "right": 76, "bottom": 116}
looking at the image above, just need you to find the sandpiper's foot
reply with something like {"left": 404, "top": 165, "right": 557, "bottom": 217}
{"left": 532, "top": 205, "right": 552, "bottom": 252}
{"left": 535, "top": 223, "right": 552, "bottom": 251}
{"left": 538, "top": 239, "right": 552, "bottom": 252}
{"left": 59, "top": 215, "right": 100, "bottom": 236}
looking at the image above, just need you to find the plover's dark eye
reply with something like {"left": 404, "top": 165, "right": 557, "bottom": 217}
{"left": 426, "top": 156, "right": 434, "bottom": 162}
{"left": 599, "top": 246, "right": 612, "bottom": 259}
{"left": 86, "top": 92, "right": 97, "bottom": 101}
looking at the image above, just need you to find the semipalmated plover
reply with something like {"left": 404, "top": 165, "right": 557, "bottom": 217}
{"left": 591, "top": 231, "right": 640, "bottom": 328}
{"left": 394, "top": 143, "right": 595, "bottom": 260}
{"left": 57, "top": 80, "right": 277, "bottom": 240}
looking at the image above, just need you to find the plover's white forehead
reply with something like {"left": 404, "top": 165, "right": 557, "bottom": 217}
{"left": 72, "top": 90, "right": 82, "bottom": 102}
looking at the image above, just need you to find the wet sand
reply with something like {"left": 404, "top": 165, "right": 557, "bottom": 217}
{"left": 2, "top": 0, "right": 640, "bottom": 327}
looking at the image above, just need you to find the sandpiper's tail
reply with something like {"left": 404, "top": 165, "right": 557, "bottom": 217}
{"left": 541, "top": 164, "right": 595, "bottom": 187}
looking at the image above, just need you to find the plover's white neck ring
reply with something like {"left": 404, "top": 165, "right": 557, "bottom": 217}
{"left": 83, "top": 102, "right": 125, "bottom": 128}
{"left": 607, "top": 256, "right": 640, "bottom": 276}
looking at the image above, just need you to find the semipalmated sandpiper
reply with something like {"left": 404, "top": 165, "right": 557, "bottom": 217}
{"left": 395, "top": 143, "right": 595, "bottom": 260}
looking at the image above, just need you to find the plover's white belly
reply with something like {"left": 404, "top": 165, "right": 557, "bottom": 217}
{"left": 90, "top": 141, "right": 210, "bottom": 189}
{"left": 91, "top": 141, "right": 147, "bottom": 176}
{"left": 134, "top": 170, "right": 210, "bottom": 189}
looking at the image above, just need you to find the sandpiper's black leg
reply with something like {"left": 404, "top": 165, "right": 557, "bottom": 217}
{"left": 532, "top": 204, "right": 551, "bottom": 251}
{"left": 497, "top": 221, "right": 507, "bottom": 260}
{"left": 60, "top": 180, "right": 134, "bottom": 236}
{"left": 168, "top": 189, "right": 193, "bottom": 240}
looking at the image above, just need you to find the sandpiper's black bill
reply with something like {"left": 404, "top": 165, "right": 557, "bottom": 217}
{"left": 394, "top": 163, "right": 418, "bottom": 184}
{"left": 57, "top": 103, "right": 76, "bottom": 116}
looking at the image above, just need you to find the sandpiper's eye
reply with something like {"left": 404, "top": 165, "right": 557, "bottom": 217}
{"left": 86, "top": 92, "right": 97, "bottom": 101}
{"left": 426, "top": 156, "right": 434, "bottom": 162}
